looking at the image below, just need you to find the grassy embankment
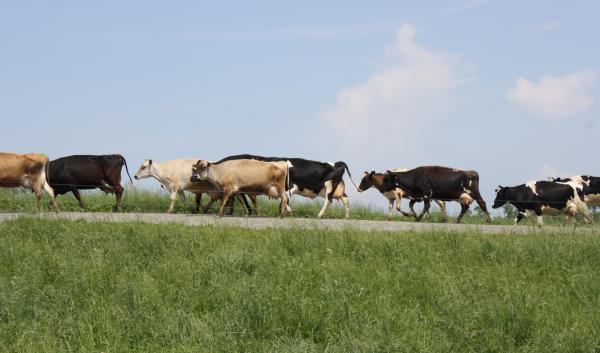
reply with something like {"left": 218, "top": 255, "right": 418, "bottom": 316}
{"left": 1, "top": 218, "right": 600, "bottom": 352}
{"left": 5, "top": 187, "right": 597, "bottom": 226}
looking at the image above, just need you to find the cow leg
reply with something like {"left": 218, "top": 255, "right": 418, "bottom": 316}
{"left": 514, "top": 211, "right": 526, "bottom": 225}
{"left": 226, "top": 196, "right": 237, "bottom": 215}
{"left": 237, "top": 194, "right": 253, "bottom": 215}
{"left": 167, "top": 190, "right": 178, "bottom": 213}
{"left": 534, "top": 208, "right": 544, "bottom": 227}
{"left": 574, "top": 202, "right": 593, "bottom": 224}
{"left": 341, "top": 193, "right": 350, "bottom": 219}
{"left": 219, "top": 191, "right": 233, "bottom": 217}
{"left": 417, "top": 198, "right": 431, "bottom": 222}
{"left": 193, "top": 193, "right": 202, "bottom": 214}
{"left": 435, "top": 200, "right": 447, "bottom": 222}
{"left": 456, "top": 202, "right": 470, "bottom": 224}
{"left": 395, "top": 191, "right": 411, "bottom": 217}
{"left": 202, "top": 194, "right": 219, "bottom": 213}
{"left": 583, "top": 210, "right": 594, "bottom": 224}
{"left": 317, "top": 181, "right": 334, "bottom": 218}
{"left": 235, "top": 194, "right": 251, "bottom": 216}
{"left": 470, "top": 189, "right": 492, "bottom": 224}
{"left": 111, "top": 184, "right": 124, "bottom": 212}
{"left": 408, "top": 200, "right": 419, "bottom": 220}
{"left": 179, "top": 191, "right": 195, "bottom": 213}
{"left": 387, "top": 198, "right": 394, "bottom": 221}
{"left": 248, "top": 194, "right": 259, "bottom": 215}
{"left": 72, "top": 189, "right": 85, "bottom": 210}
{"left": 34, "top": 188, "right": 43, "bottom": 211}
{"left": 178, "top": 191, "right": 187, "bottom": 203}
{"left": 286, "top": 184, "right": 299, "bottom": 214}
{"left": 43, "top": 182, "right": 58, "bottom": 210}
{"left": 279, "top": 190, "right": 289, "bottom": 218}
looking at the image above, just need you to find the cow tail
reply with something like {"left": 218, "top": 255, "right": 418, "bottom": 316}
{"left": 342, "top": 162, "right": 360, "bottom": 191}
{"left": 44, "top": 158, "right": 51, "bottom": 185}
{"left": 121, "top": 155, "right": 133, "bottom": 183}
{"left": 285, "top": 161, "right": 292, "bottom": 198}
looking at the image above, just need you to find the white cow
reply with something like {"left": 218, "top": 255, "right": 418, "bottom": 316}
{"left": 551, "top": 175, "right": 600, "bottom": 207}
{"left": 134, "top": 159, "right": 254, "bottom": 214}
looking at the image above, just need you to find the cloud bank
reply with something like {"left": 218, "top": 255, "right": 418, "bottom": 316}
{"left": 319, "top": 24, "right": 465, "bottom": 156}
{"left": 506, "top": 70, "right": 597, "bottom": 121}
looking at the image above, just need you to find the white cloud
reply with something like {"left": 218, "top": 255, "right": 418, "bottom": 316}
{"left": 319, "top": 24, "right": 465, "bottom": 160}
{"left": 506, "top": 70, "right": 597, "bottom": 121}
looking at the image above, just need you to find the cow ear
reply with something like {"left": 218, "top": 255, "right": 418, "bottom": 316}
{"left": 386, "top": 170, "right": 391, "bottom": 174}
{"left": 148, "top": 159, "right": 153, "bottom": 165}
{"left": 207, "top": 161, "right": 211, "bottom": 167}
{"left": 364, "top": 171, "right": 368, "bottom": 175}
{"left": 370, "top": 170, "right": 375, "bottom": 175}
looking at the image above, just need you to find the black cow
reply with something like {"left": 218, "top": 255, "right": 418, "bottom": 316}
{"left": 549, "top": 175, "right": 600, "bottom": 208}
{"left": 48, "top": 154, "right": 132, "bottom": 211}
{"left": 493, "top": 181, "right": 592, "bottom": 226}
{"left": 216, "top": 154, "right": 357, "bottom": 218}
{"left": 383, "top": 166, "right": 491, "bottom": 223}
{"left": 358, "top": 170, "right": 447, "bottom": 221}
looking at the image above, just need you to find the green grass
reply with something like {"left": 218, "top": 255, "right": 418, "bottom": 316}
{"left": 0, "top": 188, "right": 597, "bottom": 226}
{"left": 1, "top": 218, "right": 600, "bottom": 352}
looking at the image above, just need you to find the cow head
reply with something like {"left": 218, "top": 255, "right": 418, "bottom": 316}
{"left": 492, "top": 185, "right": 508, "bottom": 209}
{"left": 358, "top": 171, "right": 377, "bottom": 192}
{"left": 190, "top": 160, "right": 210, "bottom": 182}
{"left": 134, "top": 159, "right": 153, "bottom": 180}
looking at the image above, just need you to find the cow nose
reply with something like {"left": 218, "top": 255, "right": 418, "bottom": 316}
{"left": 134, "top": 176, "right": 139, "bottom": 179}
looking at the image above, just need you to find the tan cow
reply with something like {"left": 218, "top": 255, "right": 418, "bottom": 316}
{"left": 134, "top": 158, "right": 255, "bottom": 214}
{"left": 191, "top": 159, "right": 289, "bottom": 217}
{"left": 0, "top": 152, "right": 57, "bottom": 210}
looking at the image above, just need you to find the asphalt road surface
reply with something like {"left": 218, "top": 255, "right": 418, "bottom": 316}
{"left": 1, "top": 212, "right": 598, "bottom": 235}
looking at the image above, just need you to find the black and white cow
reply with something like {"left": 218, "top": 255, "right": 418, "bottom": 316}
{"left": 549, "top": 175, "right": 600, "bottom": 208}
{"left": 383, "top": 166, "right": 491, "bottom": 223}
{"left": 493, "top": 180, "right": 592, "bottom": 226}
{"left": 216, "top": 154, "right": 357, "bottom": 218}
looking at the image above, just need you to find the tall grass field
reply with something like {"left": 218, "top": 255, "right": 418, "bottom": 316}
{"left": 1, "top": 218, "right": 600, "bottom": 352}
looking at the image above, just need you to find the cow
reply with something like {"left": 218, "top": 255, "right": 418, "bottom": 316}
{"left": 216, "top": 154, "right": 356, "bottom": 218}
{"left": 493, "top": 181, "right": 592, "bottom": 226}
{"left": 383, "top": 166, "right": 491, "bottom": 223}
{"left": 190, "top": 159, "right": 289, "bottom": 217}
{"left": 358, "top": 169, "right": 446, "bottom": 221}
{"left": 134, "top": 158, "right": 254, "bottom": 214}
{"left": 48, "top": 154, "right": 132, "bottom": 211}
{"left": 0, "top": 152, "right": 57, "bottom": 210}
{"left": 549, "top": 175, "right": 600, "bottom": 207}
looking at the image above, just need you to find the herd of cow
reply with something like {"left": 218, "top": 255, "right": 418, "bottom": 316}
{"left": 1, "top": 151, "right": 599, "bottom": 226}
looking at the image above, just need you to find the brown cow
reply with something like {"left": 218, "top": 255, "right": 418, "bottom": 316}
{"left": 191, "top": 159, "right": 289, "bottom": 217}
{"left": 0, "top": 152, "right": 57, "bottom": 210}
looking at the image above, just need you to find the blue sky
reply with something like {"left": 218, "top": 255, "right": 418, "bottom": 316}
{"left": 1, "top": 1, "right": 599, "bottom": 212}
